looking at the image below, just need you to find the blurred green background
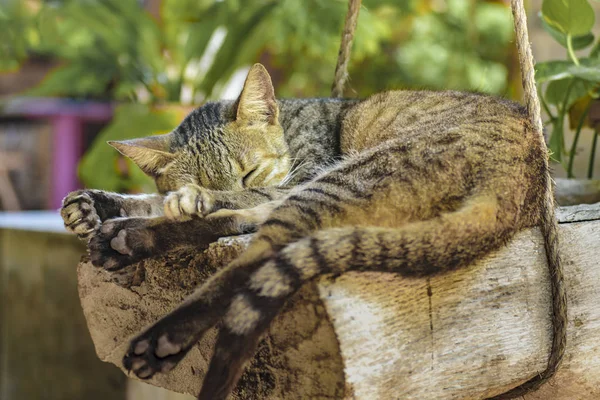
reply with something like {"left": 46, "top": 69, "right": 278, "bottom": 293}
{"left": 1, "top": 0, "right": 520, "bottom": 195}
{"left": 2, "top": 0, "right": 517, "bottom": 100}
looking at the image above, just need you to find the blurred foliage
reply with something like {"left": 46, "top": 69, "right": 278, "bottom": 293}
{"left": 1, "top": 0, "right": 517, "bottom": 191}
{"left": 2, "top": 0, "right": 516, "bottom": 102}
{"left": 536, "top": 0, "right": 600, "bottom": 178}
{"left": 0, "top": 0, "right": 38, "bottom": 71}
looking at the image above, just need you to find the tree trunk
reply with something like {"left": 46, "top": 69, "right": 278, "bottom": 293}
{"left": 77, "top": 203, "right": 600, "bottom": 399}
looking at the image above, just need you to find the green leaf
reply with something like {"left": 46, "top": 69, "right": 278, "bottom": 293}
{"left": 183, "top": 3, "right": 222, "bottom": 63}
{"left": 568, "top": 64, "right": 600, "bottom": 81}
{"left": 590, "top": 40, "right": 600, "bottom": 59}
{"left": 536, "top": 59, "right": 600, "bottom": 83}
{"left": 545, "top": 78, "right": 589, "bottom": 107}
{"left": 542, "top": 0, "right": 595, "bottom": 37}
{"left": 539, "top": 15, "right": 594, "bottom": 50}
{"left": 78, "top": 104, "right": 183, "bottom": 192}
{"left": 536, "top": 61, "right": 573, "bottom": 83}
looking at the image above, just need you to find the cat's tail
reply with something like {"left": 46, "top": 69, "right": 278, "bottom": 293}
{"left": 490, "top": 165, "right": 566, "bottom": 400}
{"left": 244, "top": 192, "right": 517, "bottom": 294}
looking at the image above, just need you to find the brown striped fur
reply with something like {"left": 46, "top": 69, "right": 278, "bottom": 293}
{"left": 61, "top": 64, "right": 551, "bottom": 399}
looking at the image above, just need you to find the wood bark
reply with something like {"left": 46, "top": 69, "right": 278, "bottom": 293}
{"left": 77, "top": 203, "right": 600, "bottom": 399}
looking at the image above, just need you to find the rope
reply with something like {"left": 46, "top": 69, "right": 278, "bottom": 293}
{"left": 488, "top": 0, "right": 567, "bottom": 397}
{"left": 331, "top": 0, "right": 362, "bottom": 98}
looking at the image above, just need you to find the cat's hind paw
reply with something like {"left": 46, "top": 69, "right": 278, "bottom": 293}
{"left": 164, "top": 184, "right": 214, "bottom": 220}
{"left": 88, "top": 218, "right": 156, "bottom": 271}
{"left": 123, "top": 333, "right": 186, "bottom": 379}
{"left": 123, "top": 314, "right": 208, "bottom": 380}
{"left": 61, "top": 191, "right": 101, "bottom": 240}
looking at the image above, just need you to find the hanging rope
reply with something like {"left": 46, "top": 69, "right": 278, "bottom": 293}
{"left": 488, "top": 1, "right": 568, "bottom": 397}
{"left": 331, "top": 0, "right": 362, "bottom": 98}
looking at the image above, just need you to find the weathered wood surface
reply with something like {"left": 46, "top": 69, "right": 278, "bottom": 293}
{"left": 77, "top": 203, "right": 600, "bottom": 399}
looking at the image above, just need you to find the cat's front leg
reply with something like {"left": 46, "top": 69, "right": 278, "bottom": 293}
{"left": 61, "top": 189, "right": 164, "bottom": 240}
{"left": 88, "top": 217, "right": 165, "bottom": 271}
{"left": 164, "top": 184, "right": 289, "bottom": 220}
{"left": 164, "top": 185, "right": 215, "bottom": 219}
{"left": 88, "top": 213, "right": 255, "bottom": 271}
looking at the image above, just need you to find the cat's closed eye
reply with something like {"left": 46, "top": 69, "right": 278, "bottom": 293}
{"left": 242, "top": 167, "right": 258, "bottom": 188}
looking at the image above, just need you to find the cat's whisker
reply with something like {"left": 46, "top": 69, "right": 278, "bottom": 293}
{"left": 280, "top": 158, "right": 309, "bottom": 187}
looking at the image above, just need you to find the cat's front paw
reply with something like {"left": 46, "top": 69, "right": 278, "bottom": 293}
{"left": 164, "top": 184, "right": 214, "bottom": 220}
{"left": 88, "top": 218, "right": 156, "bottom": 271}
{"left": 61, "top": 191, "right": 101, "bottom": 240}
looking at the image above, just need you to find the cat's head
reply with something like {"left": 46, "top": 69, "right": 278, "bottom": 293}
{"left": 108, "top": 64, "right": 291, "bottom": 193}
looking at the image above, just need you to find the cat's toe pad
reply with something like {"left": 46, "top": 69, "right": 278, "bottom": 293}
{"left": 164, "top": 185, "right": 214, "bottom": 219}
{"left": 155, "top": 335, "right": 182, "bottom": 358}
{"left": 110, "top": 229, "right": 133, "bottom": 255}
{"left": 89, "top": 219, "right": 155, "bottom": 271}
{"left": 134, "top": 339, "right": 150, "bottom": 355}
{"left": 129, "top": 358, "right": 154, "bottom": 379}
{"left": 61, "top": 192, "right": 101, "bottom": 240}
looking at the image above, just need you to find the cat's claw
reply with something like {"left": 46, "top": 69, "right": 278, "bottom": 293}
{"left": 88, "top": 218, "right": 155, "bottom": 271}
{"left": 164, "top": 184, "right": 214, "bottom": 220}
{"left": 61, "top": 191, "right": 101, "bottom": 240}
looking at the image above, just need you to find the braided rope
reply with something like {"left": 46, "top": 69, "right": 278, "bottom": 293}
{"left": 331, "top": 0, "right": 362, "bottom": 98}
{"left": 488, "top": 1, "right": 567, "bottom": 398}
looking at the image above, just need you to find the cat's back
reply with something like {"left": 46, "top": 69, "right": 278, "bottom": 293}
{"left": 340, "top": 90, "right": 547, "bottom": 228}
{"left": 340, "top": 90, "right": 537, "bottom": 156}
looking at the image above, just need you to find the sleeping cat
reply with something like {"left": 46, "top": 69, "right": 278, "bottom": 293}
{"left": 61, "top": 63, "right": 557, "bottom": 399}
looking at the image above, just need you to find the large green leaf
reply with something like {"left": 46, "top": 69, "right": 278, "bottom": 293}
{"left": 536, "top": 61, "right": 573, "bottom": 83}
{"left": 78, "top": 104, "right": 184, "bottom": 192}
{"left": 569, "top": 64, "right": 600, "bottom": 81}
{"left": 542, "top": 0, "right": 595, "bottom": 37}
{"left": 539, "top": 15, "right": 594, "bottom": 50}
{"left": 536, "top": 58, "right": 600, "bottom": 83}
{"left": 545, "top": 78, "right": 589, "bottom": 107}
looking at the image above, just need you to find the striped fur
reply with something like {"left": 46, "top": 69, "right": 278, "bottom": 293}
{"left": 61, "top": 64, "right": 551, "bottom": 399}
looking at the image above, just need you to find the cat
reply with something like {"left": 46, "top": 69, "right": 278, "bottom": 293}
{"left": 61, "top": 63, "right": 557, "bottom": 400}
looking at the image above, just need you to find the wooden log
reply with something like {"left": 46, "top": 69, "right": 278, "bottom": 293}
{"left": 77, "top": 203, "right": 600, "bottom": 399}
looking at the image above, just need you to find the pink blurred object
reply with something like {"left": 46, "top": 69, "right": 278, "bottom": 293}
{"left": 1, "top": 97, "right": 113, "bottom": 209}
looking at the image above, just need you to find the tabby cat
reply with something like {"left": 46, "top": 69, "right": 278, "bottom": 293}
{"left": 61, "top": 64, "right": 556, "bottom": 400}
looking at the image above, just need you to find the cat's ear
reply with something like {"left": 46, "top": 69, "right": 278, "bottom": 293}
{"left": 108, "top": 133, "right": 176, "bottom": 176}
{"left": 235, "top": 63, "right": 279, "bottom": 125}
